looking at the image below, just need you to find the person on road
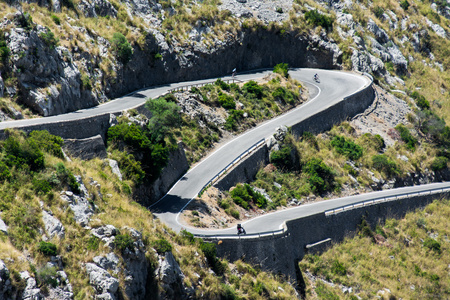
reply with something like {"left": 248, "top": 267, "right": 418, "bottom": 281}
{"left": 314, "top": 73, "right": 319, "bottom": 82}
{"left": 237, "top": 224, "right": 246, "bottom": 235}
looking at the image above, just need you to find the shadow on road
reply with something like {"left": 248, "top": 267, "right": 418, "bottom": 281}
{"left": 150, "top": 194, "right": 192, "bottom": 215}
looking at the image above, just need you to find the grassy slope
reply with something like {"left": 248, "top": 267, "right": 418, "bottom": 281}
{"left": 299, "top": 198, "right": 450, "bottom": 299}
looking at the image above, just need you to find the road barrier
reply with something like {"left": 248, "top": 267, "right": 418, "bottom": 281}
{"left": 197, "top": 138, "right": 266, "bottom": 198}
{"left": 168, "top": 78, "right": 243, "bottom": 93}
{"left": 195, "top": 228, "right": 286, "bottom": 239}
{"left": 324, "top": 187, "right": 450, "bottom": 216}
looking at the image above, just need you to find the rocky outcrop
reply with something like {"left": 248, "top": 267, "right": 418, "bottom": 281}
{"left": 85, "top": 263, "right": 119, "bottom": 299}
{"left": 3, "top": 13, "right": 99, "bottom": 116}
{"left": 78, "top": 0, "right": 117, "bottom": 18}
{"left": 63, "top": 135, "right": 107, "bottom": 160}
{"left": 0, "top": 260, "right": 12, "bottom": 298}
{"left": 60, "top": 176, "right": 94, "bottom": 227}
{"left": 107, "top": 159, "right": 123, "bottom": 181}
{"left": 176, "top": 92, "right": 226, "bottom": 128}
{"left": 42, "top": 210, "right": 65, "bottom": 239}
{"left": 155, "top": 252, "right": 186, "bottom": 299}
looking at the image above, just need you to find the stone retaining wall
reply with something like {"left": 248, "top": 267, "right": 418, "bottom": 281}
{"left": 212, "top": 191, "right": 450, "bottom": 282}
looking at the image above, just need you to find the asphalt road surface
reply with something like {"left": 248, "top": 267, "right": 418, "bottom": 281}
{"left": 150, "top": 68, "right": 375, "bottom": 232}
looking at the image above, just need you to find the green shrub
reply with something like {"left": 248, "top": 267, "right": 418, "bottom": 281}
{"left": 372, "top": 154, "right": 399, "bottom": 177}
{"left": 154, "top": 53, "right": 163, "bottom": 60}
{"left": 200, "top": 241, "right": 225, "bottom": 275}
{"left": 51, "top": 14, "right": 60, "bottom": 25}
{"left": 87, "top": 236, "right": 100, "bottom": 250}
{"left": 220, "top": 283, "right": 238, "bottom": 300}
{"left": 81, "top": 74, "right": 91, "bottom": 90}
{"left": 36, "top": 265, "right": 58, "bottom": 288}
{"left": 111, "top": 32, "right": 133, "bottom": 64}
{"left": 152, "top": 238, "right": 172, "bottom": 254}
{"left": 273, "top": 63, "right": 289, "bottom": 78}
{"left": 231, "top": 183, "right": 267, "bottom": 209}
{"left": 423, "top": 238, "right": 441, "bottom": 254}
{"left": 0, "top": 32, "right": 10, "bottom": 63}
{"left": 39, "top": 27, "right": 59, "bottom": 50}
{"left": 180, "top": 230, "right": 196, "bottom": 245}
{"left": 28, "top": 130, "right": 64, "bottom": 158}
{"left": 3, "top": 135, "right": 45, "bottom": 171}
{"left": 331, "top": 260, "right": 347, "bottom": 276}
{"left": 0, "top": 162, "right": 11, "bottom": 181}
{"left": 358, "top": 218, "right": 374, "bottom": 239}
{"left": 218, "top": 94, "right": 236, "bottom": 109}
{"left": 18, "top": 12, "right": 34, "bottom": 31}
{"left": 272, "top": 86, "right": 295, "bottom": 105}
{"left": 115, "top": 234, "right": 134, "bottom": 251}
{"left": 32, "top": 178, "right": 52, "bottom": 194}
{"left": 304, "top": 158, "right": 336, "bottom": 194}
{"left": 396, "top": 124, "right": 417, "bottom": 150}
{"left": 431, "top": 156, "right": 448, "bottom": 171}
{"left": 276, "top": 7, "right": 283, "bottom": 13}
{"left": 225, "top": 110, "right": 244, "bottom": 131}
{"left": 215, "top": 78, "right": 230, "bottom": 91}
{"left": 243, "top": 81, "right": 263, "bottom": 98}
{"left": 411, "top": 91, "right": 430, "bottom": 110}
{"left": 55, "top": 162, "right": 80, "bottom": 193}
{"left": 38, "top": 241, "right": 57, "bottom": 256}
{"left": 400, "top": 0, "right": 410, "bottom": 10}
{"left": 146, "top": 97, "right": 181, "bottom": 143}
{"left": 331, "top": 135, "right": 363, "bottom": 160}
{"left": 270, "top": 144, "right": 296, "bottom": 170}
{"left": 373, "top": 6, "right": 384, "bottom": 18}
{"left": 304, "top": 10, "right": 333, "bottom": 30}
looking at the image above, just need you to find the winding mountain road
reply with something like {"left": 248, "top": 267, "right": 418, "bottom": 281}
{"left": 2, "top": 68, "right": 449, "bottom": 237}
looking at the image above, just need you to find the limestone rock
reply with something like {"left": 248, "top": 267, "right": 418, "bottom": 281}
{"left": 85, "top": 263, "right": 119, "bottom": 298}
{"left": 367, "top": 19, "right": 389, "bottom": 44}
{"left": 91, "top": 225, "right": 117, "bottom": 248}
{"left": 60, "top": 177, "right": 94, "bottom": 227}
{"left": 93, "top": 253, "right": 120, "bottom": 274}
{"left": 175, "top": 92, "right": 225, "bottom": 128}
{"left": 273, "top": 126, "right": 288, "bottom": 141}
{"left": 20, "top": 271, "right": 43, "bottom": 300}
{"left": 42, "top": 210, "right": 65, "bottom": 239}
{"left": 156, "top": 252, "right": 185, "bottom": 298}
{"left": 47, "top": 271, "right": 74, "bottom": 300}
{"left": 108, "top": 159, "right": 123, "bottom": 181}
{"left": 426, "top": 18, "right": 447, "bottom": 38}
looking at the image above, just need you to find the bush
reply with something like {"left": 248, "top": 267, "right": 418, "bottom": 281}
{"left": 87, "top": 236, "right": 100, "bottom": 250}
{"left": 152, "top": 238, "right": 172, "bottom": 254}
{"left": 431, "top": 156, "right": 448, "bottom": 171}
{"left": 0, "top": 32, "right": 10, "bottom": 63}
{"left": 111, "top": 32, "right": 133, "bottom": 64}
{"left": 331, "top": 135, "right": 363, "bottom": 160}
{"left": 81, "top": 74, "right": 91, "bottom": 90}
{"left": 411, "top": 91, "right": 430, "bottom": 110}
{"left": 55, "top": 162, "right": 80, "bottom": 193}
{"left": 154, "top": 53, "right": 162, "bottom": 60}
{"left": 273, "top": 63, "right": 289, "bottom": 78}
{"left": 224, "top": 109, "right": 244, "bottom": 131}
{"left": 36, "top": 265, "right": 58, "bottom": 288}
{"left": 243, "top": 81, "right": 263, "bottom": 98}
{"left": 38, "top": 241, "right": 57, "bottom": 256}
{"left": 304, "top": 158, "right": 336, "bottom": 194}
{"left": 39, "top": 27, "right": 59, "bottom": 50}
{"left": 423, "top": 238, "right": 441, "bottom": 254}
{"left": 146, "top": 97, "right": 181, "bottom": 143}
{"left": 51, "top": 14, "right": 60, "bottom": 25}
{"left": 218, "top": 94, "right": 236, "bottom": 109}
{"left": 115, "top": 234, "right": 134, "bottom": 251}
{"left": 215, "top": 78, "right": 230, "bottom": 91}
{"left": 200, "top": 241, "right": 225, "bottom": 275}
{"left": 32, "top": 178, "right": 52, "bottom": 194}
{"left": 0, "top": 162, "right": 11, "bottom": 181}
{"left": 18, "top": 12, "right": 34, "bottom": 31}
{"left": 331, "top": 260, "right": 347, "bottom": 276}
{"left": 400, "top": 0, "right": 410, "bottom": 10}
{"left": 3, "top": 135, "right": 45, "bottom": 171}
{"left": 270, "top": 144, "right": 295, "bottom": 170}
{"left": 396, "top": 124, "right": 418, "bottom": 150}
{"left": 231, "top": 183, "right": 267, "bottom": 209}
{"left": 272, "top": 86, "right": 295, "bottom": 105}
{"left": 180, "top": 230, "right": 196, "bottom": 245}
{"left": 28, "top": 130, "right": 64, "bottom": 158}
{"left": 372, "top": 154, "right": 399, "bottom": 177}
{"left": 304, "top": 10, "right": 333, "bottom": 30}
{"left": 373, "top": 6, "right": 384, "bottom": 18}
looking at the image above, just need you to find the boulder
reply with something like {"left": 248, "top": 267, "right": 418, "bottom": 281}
{"left": 85, "top": 263, "right": 119, "bottom": 298}
{"left": 273, "top": 126, "right": 288, "bottom": 141}
{"left": 42, "top": 210, "right": 65, "bottom": 239}
{"left": 155, "top": 252, "right": 185, "bottom": 298}
{"left": 93, "top": 253, "right": 120, "bottom": 274}
{"left": 20, "top": 271, "right": 43, "bottom": 300}
{"left": 108, "top": 159, "right": 123, "bottom": 181}
{"left": 60, "top": 177, "right": 94, "bottom": 227}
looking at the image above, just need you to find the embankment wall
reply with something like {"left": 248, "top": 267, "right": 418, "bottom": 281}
{"left": 213, "top": 191, "right": 450, "bottom": 281}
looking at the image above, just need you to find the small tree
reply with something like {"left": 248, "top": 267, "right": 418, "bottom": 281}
{"left": 112, "top": 32, "right": 133, "bottom": 64}
{"left": 273, "top": 63, "right": 289, "bottom": 78}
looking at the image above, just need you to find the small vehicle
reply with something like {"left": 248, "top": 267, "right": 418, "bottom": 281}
{"left": 237, "top": 224, "right": 246, "bottom": 235}
{"left": 313, "top": 74, "right": 320, "bottom": 83}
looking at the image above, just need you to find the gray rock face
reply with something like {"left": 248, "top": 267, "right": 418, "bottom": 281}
{"left": 426, "top": 18, "right": 447, "bottom": 38}
{"left": 273, "top": 125, "right": 288, "bottom": 141}
{"left": 93, "top": 253, "right": 120, "bottom": 274}
{"left": 60, "top": 177, "right": 94, "bottom": 227}
{"left": 85, "top": 263, "right": 119, "bottom": 299}
{"left": 47, "top": 270, "right": 74, "bottom": 300}
{"left": 4, "top": 14, "right": 98, "bottom": 116}
{"left": 367, "top": 19, "right": 390, "bottom": 44}
{"left": 20, "top": 271, "right": 43, "bottom": 300}
{"left": 108, "top": 159, "right": 123, "bottom": 181}
{"left": 42, "top": 210, "right": 65, "bottom": 239}
{"left": 91, "top": 225, "right": 117, "bottom": 248}
{"left": 155, "top": 252, "right": 185, "bottom": 299}
{"left": 176, "top": 92, "right": 225, "bottom": 128}
{"left": 78, "top": 0, "right": 117, "bottom": 17}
